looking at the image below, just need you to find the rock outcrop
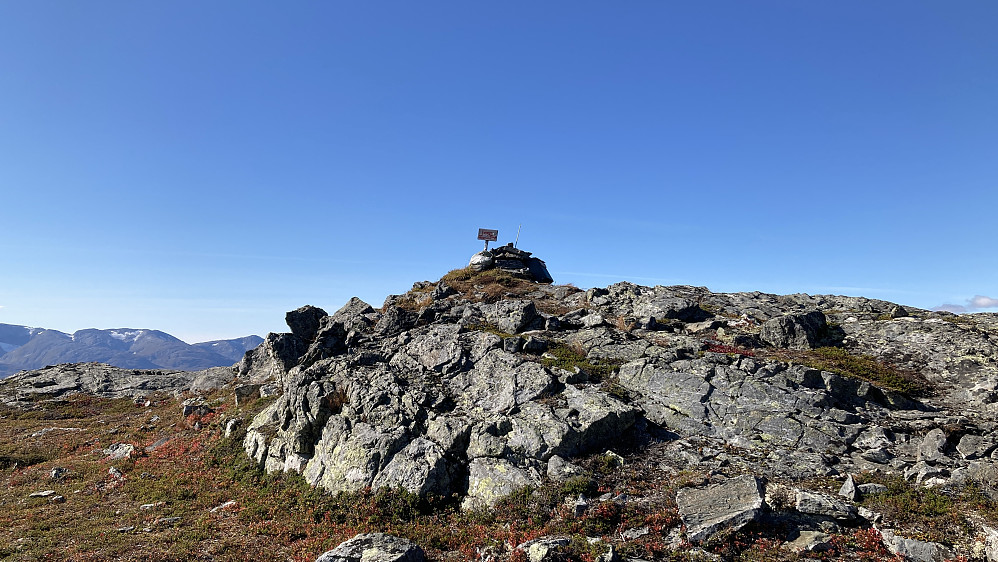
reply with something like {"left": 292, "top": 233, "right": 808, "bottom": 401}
{"left": 0, "top": 362, "right": 234, "bottom": 405}
{"left": 236, "top": 275, "right": 998, "bottom": 528}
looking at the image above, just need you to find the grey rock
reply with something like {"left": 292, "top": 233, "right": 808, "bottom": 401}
{"left": 104, "top": 443, "right": 135, "bottom": 460}
{"left": 463, "top": 457, "right": 537, "bottom": 510}
{"left": 857, "top": 483, "right": 888, "bottom": 496}
{"left": 29, "top": 490, "right": 56, "bottom": 497}
{"left": 330, "top": 297, "right": 377, "bottom": 334}
{"left": 224, "top": 418, "right": 241, "bottom": 438}
{"left": 181, "top": 397, "right": 212, "bottom": 417}
{"left": 676, "top": 475, "right": 764, "bottom": 543}
{"left": 315, "top": 533, "right": 425, "bottom": 562}
{"left": 795, "top": 489, "right": 858, "bottom": 521}
{"left": 286, "top": 305, "right": 328, "bottom": 344}
{"left": 237, "top": 332, "right": 306, "bottom": 383}
{"left": 50, "top": 467, "right": 68, "bottom": 480}
{"left": 905, "top": 461, "right": 945, "bottom": 484}
{"left": 860, "top": 448, "right": 893, "bottom": 464}
{"left": 839, "top": 474, "right": 858, "bottom": 501}
{"left": 0, "top": 362, "right": 211, "bottom": 402}
{"left": 145, "top": 437, "right": 170, "bottom": 452}
{"left": 983, "top": 524, "right": 998, "bottom": 562}
{"left": 523, "top": 336, "right": 548, "bottom": 354}
{"left": 858, "top": 506, "right": 882, "bottom": 523}
{"left": 189, "top": 367, "right": 234, "bottom": 392}
{"left": 485, "top": 300, "right": 537, "bottom": 334}
{"left": 620, "top": 526, "right": 649, "bottom": 540}
{"left": 547, "top": 455, "right": 585, "bottom": 482}
{"left": 957, "top": 434, "right": 995, "bottom": 460}
{"left": 234, "top": 384, "right": 263, "bottom": 406}
{"left": 879, "top": 528, "right": 954, "bottom": 562}
{"left": 469, "top": 251, "right": 494, "bottom": 272}
{"left": 917, "top": 428, "right": 948, "bottom": 464}
{"left": 371, "top": 437, "right": 451, "bottom": 496}
{"left": 374, "top": 307, "right": 417, "bottom": 337}
{"left": 517, "top": 536, "right": 570, "bottom": 562}
{"left": 760, "top": 311, "right": 827, "bottom": 350}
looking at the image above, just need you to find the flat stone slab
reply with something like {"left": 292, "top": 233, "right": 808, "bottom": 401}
{"left": 676, "top": 475, "right": 764, "bottom": 543}
{"left": 879, "top": 528, "right": 954, "bottom": 562}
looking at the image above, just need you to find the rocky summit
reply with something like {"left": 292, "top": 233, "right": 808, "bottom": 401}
{"left": 5, "top": 265, "right": 998, "bottom": 561}
{"left": 227, "top": 265, "right": 998, "bottom": 559}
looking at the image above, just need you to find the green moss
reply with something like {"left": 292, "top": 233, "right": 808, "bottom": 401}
{"left": 803, "top": 347, "right": 929, "bottom": 396}
{"left": 542, "top": 343, "right": 619, "bottom": 382}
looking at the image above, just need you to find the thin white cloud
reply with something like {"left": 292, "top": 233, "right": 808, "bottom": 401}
{"left": 934, "top": 294, "right": 998, "bottom": 313}
{"left": 969, "top": 295, "right": 998, "bottom": 309}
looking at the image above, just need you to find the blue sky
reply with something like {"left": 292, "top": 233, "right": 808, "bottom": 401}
{"left": 1, "top": 2, "right": 996, "bottom": 342}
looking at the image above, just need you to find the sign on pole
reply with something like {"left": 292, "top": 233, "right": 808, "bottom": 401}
{"left": 477, "top": 228, "right": 498, "bottom": 251}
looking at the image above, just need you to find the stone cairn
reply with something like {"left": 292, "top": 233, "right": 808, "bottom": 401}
{"left": 468, "top": 243, "right": 553, "bottom": 283}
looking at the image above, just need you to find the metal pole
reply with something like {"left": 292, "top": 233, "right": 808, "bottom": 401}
{"left": 514, "top": 224, "right": 521, "bottom": 248}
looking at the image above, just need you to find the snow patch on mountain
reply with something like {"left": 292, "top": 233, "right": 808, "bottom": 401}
{"left": 110, "top": 330, "right": 146, "bottom": 343}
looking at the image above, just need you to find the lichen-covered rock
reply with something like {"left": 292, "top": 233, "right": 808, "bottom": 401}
{"left": 879, "top": 528, "right": 955, "bottom": 562}
{"left": 315, "top": 533, "right": 425, "bottom": 562}
{"left": 760, "top": 311, "right": 828, "bottom": 350}
{"left": 463, "top": 457, "right": 537, "bottom": 510}
{"left": 676, "top": 475, "right": 765, "bottom": 543}
{"left": 237, "top": 332, "right": 306, "bottom": 383}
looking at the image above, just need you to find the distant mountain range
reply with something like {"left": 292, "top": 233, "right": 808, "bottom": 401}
{"left": 0, "top": 323, "right": 262, "bottom": 377}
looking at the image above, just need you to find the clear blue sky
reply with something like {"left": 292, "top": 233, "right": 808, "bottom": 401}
{"left": 1, "top": 2, "right": 996, "bottom": 343}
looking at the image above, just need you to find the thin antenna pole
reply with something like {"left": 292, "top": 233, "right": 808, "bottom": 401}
{"left": 514, "top": 224, "right": 521, "bottom": 248}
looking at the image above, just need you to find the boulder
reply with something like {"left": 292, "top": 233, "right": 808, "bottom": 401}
{"left": 839, "top": 474, "right": 858, "bottom": 501}
{"left": 879, "top": 528, "right": 954, "bottom": 562}
{"left": 957, "top": 434, "right": 995, "bottom": 460}
{"left": 917, "top": 429, "right": 948, "bottom": 464}
{"left": 285, "top": 305, "right": 328, "bottom": 344}
{"left": 331, "top": 297, "right": 378, "bottom": 333}
{"left": 469, "top": 251, "right": 494, "bottom": 272}
{"left": 315, "top": 533, "right": 425, "bottom": 562}
{"left": 463, "top": 457, "right": 537, "bottom": 510}
{"left": 795, "top": 489, "right": 858, "bottom": 521}
{"left": 676, "top": 475, "right": 765, "bottom": 543}
{"left": 516, "top": 536, "right": 571, "bottom": 562}
{"left": 546, "top": 454, "right": 584, "bottom": 482}
{"left": 760, "top": 311, "right": 827, "bottom": 350}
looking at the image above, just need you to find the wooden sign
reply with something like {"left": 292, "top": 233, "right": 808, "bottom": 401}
{"left": 477, "top": 229, "right": 498, "bottom": 242}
